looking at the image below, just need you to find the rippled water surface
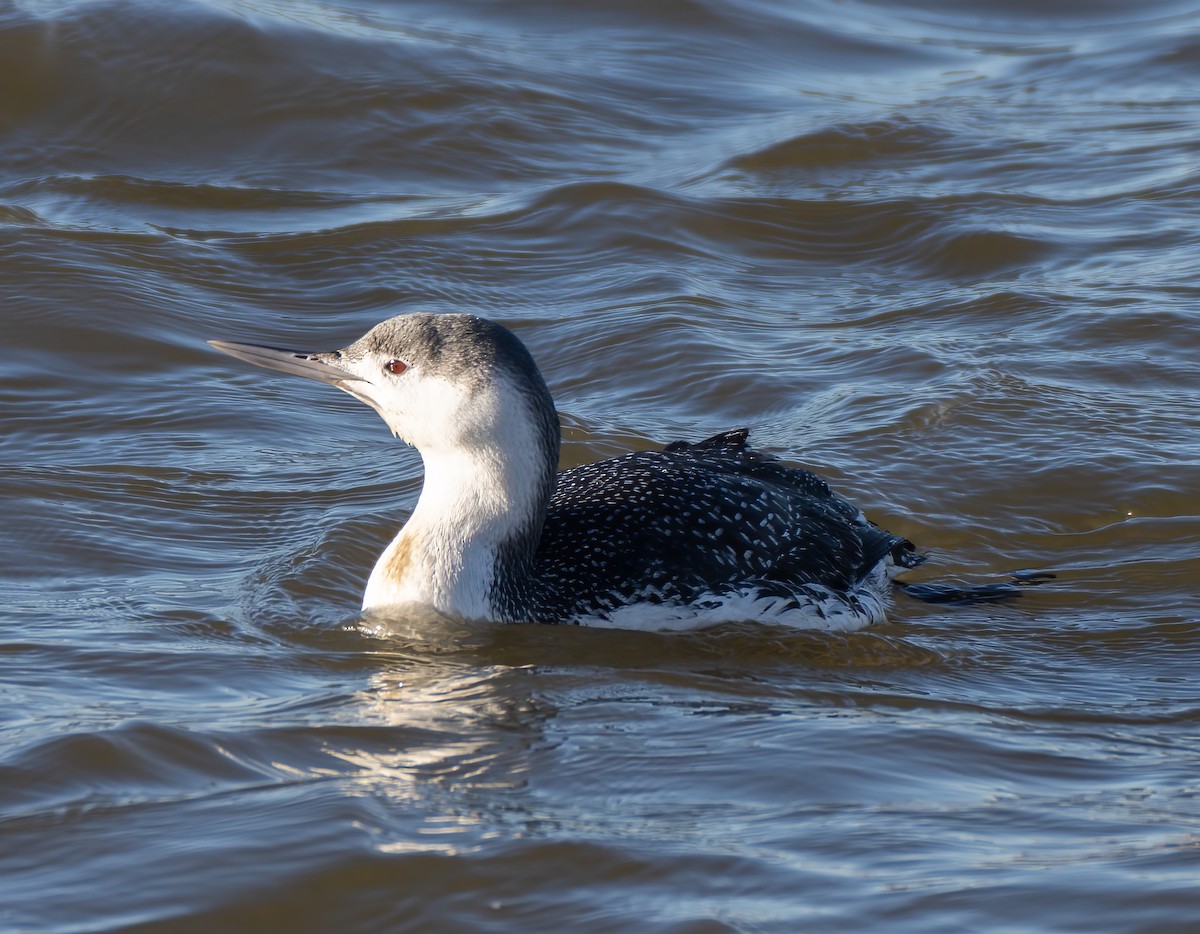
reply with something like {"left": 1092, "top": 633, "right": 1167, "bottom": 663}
{"left": 3, "top": 0, "right": 1200, "bottom": 930}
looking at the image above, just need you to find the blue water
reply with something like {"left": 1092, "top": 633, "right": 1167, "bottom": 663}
{"left": 2, "top": 0, "right": 1199, "bottom": 930}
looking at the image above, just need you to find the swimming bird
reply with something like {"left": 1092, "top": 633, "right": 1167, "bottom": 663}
{"left": 210, "top": 313, "right": 929, "bottom": 631}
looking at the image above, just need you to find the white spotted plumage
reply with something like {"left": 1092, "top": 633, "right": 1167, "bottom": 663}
{"left": 210, "top": 313, "right": 925, "bottom": 630}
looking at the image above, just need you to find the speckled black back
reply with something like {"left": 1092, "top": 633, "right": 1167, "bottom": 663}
{"left": 496, "top": 429, "right": 922, "bottom": 623}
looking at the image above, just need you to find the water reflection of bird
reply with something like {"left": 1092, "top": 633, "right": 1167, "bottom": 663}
{"left": 211, "top": 313, "right": 933, "bottom": 631}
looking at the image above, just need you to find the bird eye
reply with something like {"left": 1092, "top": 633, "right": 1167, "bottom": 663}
{"left": 385, "top": 360, "right": 407, "bottom": 375}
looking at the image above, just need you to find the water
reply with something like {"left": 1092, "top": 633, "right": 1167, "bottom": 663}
{"left": 2, "top": 0, "right": 1199, "bottom": 930}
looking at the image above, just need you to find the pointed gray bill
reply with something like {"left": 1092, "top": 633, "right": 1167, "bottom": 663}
{"left": 208, "top": 340, "right": 360, "bottom": 387}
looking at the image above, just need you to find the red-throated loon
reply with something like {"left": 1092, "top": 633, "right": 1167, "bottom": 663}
{"left": 211, "top": 313, "right": 946, "bottom": 630}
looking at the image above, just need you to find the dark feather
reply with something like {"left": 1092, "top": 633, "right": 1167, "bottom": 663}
{"left": 498, "top": 429, "right": 922, "bottom": 623}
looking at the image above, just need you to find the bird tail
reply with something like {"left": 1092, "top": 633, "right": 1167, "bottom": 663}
{"left": 899, "top": 571, "right": 1056, "bottom": 606}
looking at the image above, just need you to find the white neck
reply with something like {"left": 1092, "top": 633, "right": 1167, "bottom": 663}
{"left": 361, "top": 427, "right": 551, "bottom": 620}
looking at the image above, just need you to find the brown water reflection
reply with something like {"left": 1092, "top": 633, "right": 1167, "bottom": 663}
{"left": 2, "top": 0, "right": 1199, "bottom": 930}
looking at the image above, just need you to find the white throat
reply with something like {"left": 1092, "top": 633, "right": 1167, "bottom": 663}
{"left": 361, "top": 382, "right": 553, "bottom": 620}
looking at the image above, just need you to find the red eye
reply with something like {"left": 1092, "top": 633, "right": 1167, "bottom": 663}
{"left": 385, "top": 360, "right": 407, "bottom": 375}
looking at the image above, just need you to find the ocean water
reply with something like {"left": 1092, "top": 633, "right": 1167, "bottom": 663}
{"left": 2, "top": 0, "right": 1199, "bottom": 930}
